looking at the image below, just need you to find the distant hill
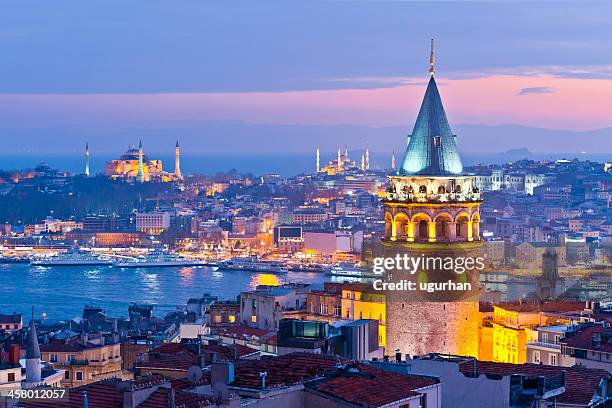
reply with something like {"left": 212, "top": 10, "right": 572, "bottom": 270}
{"left": 0, "top": 120, "right": 610, "bottom": 155}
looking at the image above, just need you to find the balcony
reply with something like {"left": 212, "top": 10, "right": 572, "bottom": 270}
{"left": 69, "top": 359, "right": 89, "bottom": 366}
{"left": 383, "top": 190, "right": 482, "bottom": 204}
{"left": 527, "top": 341, "right": 561, "bottom": 350}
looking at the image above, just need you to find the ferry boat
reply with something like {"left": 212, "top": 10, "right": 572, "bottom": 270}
{"left": 287, "top": 263, "right": 330, "bottom": 274}
{"left": 216, "top": 257, "right": 288, "bottom": 273}
{"left": 327, "top": 262, "right": 377, "bottom": 278}
{"left": 30, "top": 251, "right": 113, "bottom": 266}
{"left": 113, "top": 250, "right": 201, "bottom": 268}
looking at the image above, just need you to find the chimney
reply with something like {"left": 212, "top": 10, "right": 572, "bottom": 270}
{"left": 395, "top": 349, "right": 401, "bottom": 363}
{"left": 123, "top": 388, "right": 136, "bottom": 408}
{"left": 166, "top": 388, "right": 175, "bottom": 408}
{"left": 211, "top": 362, "right": 234, "bottom": 399}
{"left": 9, "top": 344, "right": 20, "bottom": 366}
{"left": 593, "top": 333, "right": 602, "bottom": 349}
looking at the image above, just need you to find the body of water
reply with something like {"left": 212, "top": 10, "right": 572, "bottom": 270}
{"left": 0, "top": 263, "right": 328, "bottom": 320}
{"left": 0, "top": 152, "right": 609, "bottom": 177}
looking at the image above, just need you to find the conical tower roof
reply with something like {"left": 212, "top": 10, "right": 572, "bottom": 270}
{"left": 26, "top": 318, "right": 40, "bottom": 359}
{"left": 399, "top": 42, "right": 463, "bottom": 176}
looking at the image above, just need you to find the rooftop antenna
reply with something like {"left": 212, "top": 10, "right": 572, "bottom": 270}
{"left": 429, "top": 38, "right": 436, "bottom": 77}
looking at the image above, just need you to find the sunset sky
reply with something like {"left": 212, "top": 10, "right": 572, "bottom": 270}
{"left": 2, "top": 1, "right": 612, "bottom": 151}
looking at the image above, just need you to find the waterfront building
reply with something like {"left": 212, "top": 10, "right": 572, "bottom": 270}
{"left": 135, "top": 211, "right": 171, "bottom": 235}
{"left": 516, "top": 242, "right": 566, "bottom": 269}
{"left": 382, "top": 41, "right": 482, "bottom": 357}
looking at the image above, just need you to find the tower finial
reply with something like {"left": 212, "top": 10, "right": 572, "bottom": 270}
{"left": 429, "top": 38, "right": 435, "bottom": 77}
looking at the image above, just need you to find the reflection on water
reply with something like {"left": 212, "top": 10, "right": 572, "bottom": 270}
{"left": 249, "top": 273, "right": 282, "bottom": 289}
{"left": 0, "top": 264, "right": 327, "bottom": 320}
{"left": 178, "top": 267, "right": 195, "bottom": 287}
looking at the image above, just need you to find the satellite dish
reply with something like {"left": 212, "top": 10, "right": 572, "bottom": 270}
{"left": 187, "top": 366, "right": 203, "bottom": 383}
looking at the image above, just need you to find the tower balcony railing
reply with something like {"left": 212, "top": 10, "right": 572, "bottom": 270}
{"left": 383, "top": 190, "right": 481, "bottom": 203}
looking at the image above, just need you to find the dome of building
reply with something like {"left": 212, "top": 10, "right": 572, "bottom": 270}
{"left": 502, "top": 204, "right": 515, "bottom": 218}
{"left": 120, "top": 147, "right": 148, "bottom": 161}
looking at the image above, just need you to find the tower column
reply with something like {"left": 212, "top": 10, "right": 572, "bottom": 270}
{"left": 406, "top": 221, "right": 415, "bottom": 242}
{"left": 473, "top": 220, "right": 480, "bottom": 241}
{"left": 427, "top": 221, "right": 436, "bottom": 242}
{"left": 467, "top": 221, "right": 473, "bottom": 241}
{"left": 174, "top": 140, "right": 182, "bottom": 179}
{"left": 85, "top": 142, "right": 90, "bottom": 177}
{"left": 448, "top": 221, "right": 457, "bottom": 241}
{"left": 390, "top": 220, "right": 397, "bottom": 241}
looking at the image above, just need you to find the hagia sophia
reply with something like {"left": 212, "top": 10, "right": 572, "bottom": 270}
{"left": 91, "top": 140, "right": 183, "bottom": 182}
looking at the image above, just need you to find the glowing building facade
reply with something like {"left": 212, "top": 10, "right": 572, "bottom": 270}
{"left": 318, "top": 146, "right": 365, "bottom": 175}
{"left": 105, "top": 141, "right": 182, "bottom": 182}
{"left": 383, "top": 40, "right": 482, "bottom": 357}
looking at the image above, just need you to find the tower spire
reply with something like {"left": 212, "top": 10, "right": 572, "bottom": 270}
{"left": 137, "top": 140, "right": 145, "bottom": 183}
{"left": 25, "top": 307, "right": 41, "bottom": 386}
{"left": 429, "top": 38, "right": 436, "bottom": 77}
{"left": 174, "top": 140, "right": 182, "bottom": 180}
{"left": 361, "top": 150, "right": 365, "bottom": 171}
{"left": 85, "top": 142, "right": 90, "bottom": 177}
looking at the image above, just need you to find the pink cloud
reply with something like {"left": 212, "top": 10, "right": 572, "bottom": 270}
{"left": 1, "top": 75, "right": 611, "bottom": 131}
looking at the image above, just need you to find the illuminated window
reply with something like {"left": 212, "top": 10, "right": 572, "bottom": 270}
{"left": 251, "top": 315, "right": 257, "bottom": 323}
{"left": 229, "top": 315, "right": 235, "bottom": 323}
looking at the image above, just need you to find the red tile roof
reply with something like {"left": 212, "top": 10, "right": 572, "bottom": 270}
{"left": 307, "top": 364, "right": 437, "bottom": 407}
{"left": 39, "top": 339, "right": 114, "bottom": 353}
{"left": 458, "top": 360, "right": 609, "bottom": 406}
{"left": 137, "top": 342, "right": 256, "bottom": 371}
{"left": 214, "top": 325, "right": 270, "bottom": 339}
{"left": 19, "top": 382, "right": 124, "bottom": 408}
{"left": 19, "top": 376, "right": 215, "bottom": 408}
{"left": 138, "top": 388, "right": 216, "bottom": 408}
{"left": 231, "top": 352, "right": 346, "bottom": 390}
{"left": 495, "top": 301, "right": 584, "bottom": 313}
{"left": 561, "top": 325, "right": 612, "bottom": 353}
